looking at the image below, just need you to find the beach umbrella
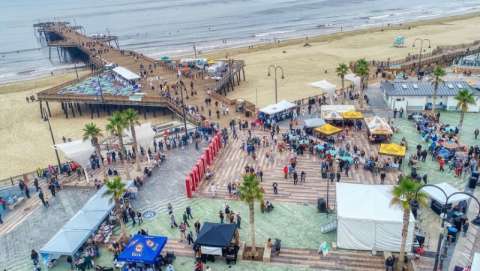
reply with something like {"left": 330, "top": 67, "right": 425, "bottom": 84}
{"left": 340, "top": 156, "right": 353, "bottom": 163}
{"left": 378, "top": 143, "right": 406, "bottom": 157}
{"left": 326, "top": 149, "right": 337, "bottom": 156}
{"left": 315, "top": 144, "right": 325, "bottom": 151}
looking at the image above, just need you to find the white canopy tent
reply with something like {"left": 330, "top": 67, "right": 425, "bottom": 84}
{"left": 113, "top": 66, "right": 141, "bottom": 82}
{"left": 472, "top": 253, "right": 480, "bottom": 271}
{"left": 125, "top": 123, "right": 156, "bottom": 163}
{"left": 320, "top": 105, "right": 355, "bottom": 120}
{"left": 259, "top": 100, "right": 296, "bottom": 116}
{"left": 56, "top": 140, "right": 95, "bottom": 182}
{"left": 310, "top": 80, "right": 336, "bottom": 93}
{"left": 41, "top": 229, "right": 92, "bottom": 258}
{"left": 336, "top": 183, "right": 415, "bottom": 252}
{"left": 421, "top": 182, "right": 471, "bottom": 204}
{"left": 63, "top": 210, "right": 109, "bottom": 231}
{"left": 303, "top": 118, "right": 326, "bottom": 128}
{"left": 345, "top": 73, "right": 361, "bottom": 90}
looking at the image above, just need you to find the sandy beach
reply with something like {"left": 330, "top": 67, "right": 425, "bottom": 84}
{"left": 1, "top": 13, "right": 480, "bottom": 180}
{"left": 208, "top": 13, "right": 480, "bottom": 107}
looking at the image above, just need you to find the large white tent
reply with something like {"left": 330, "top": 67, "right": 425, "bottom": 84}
{"left": 345, "top": 73, "right": 361, "bottom": 89}
{"left": 303, "top": 118, "right": 326, "bottom": 128}
{"left": 56, "top": 140, "right": 95, "bottom": 169}
{"left": 472, "top": 253, "right": 480, "bottom": 271}
{"left": 310, "top": 80, "right": 336, "bottom": 93}
{"left": 125, "top": 123, "right": 156, "bottom": 148}
{"left": 421, "top": 182, "right": 470, "bottom": 204}
{"left": 259, "top": 100, "right": 296, "bottom": 116}
{"left": 336, "top": 183, "right": 415, "bottom": 252}
{"left": 320, "top": 105, "right": 355, "bottom": 120}
{"left": 113, "top": 66, "right": 141, "bottom": 81}
{"left": 41, "top": 229, "right": 92, "bottom": 258}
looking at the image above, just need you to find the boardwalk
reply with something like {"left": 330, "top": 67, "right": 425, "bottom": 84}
{"left": 36, "top": 22, "right": 250, "bottom": 128}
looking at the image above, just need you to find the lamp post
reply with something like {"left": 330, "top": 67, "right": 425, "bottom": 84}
{"left": 412, "top": 38, "right": 431, "bottom": 77}
{"left": 176, "top": 79, "right": 189, "bottom": 142}
{"left": 42, "top": 108, "right": 62, "bottom": 171}
{"left": 415, "top": 184, "right": 480, "bottom": 271}
{"left": 267, "top": 64, "right": 285, "bottom": 104}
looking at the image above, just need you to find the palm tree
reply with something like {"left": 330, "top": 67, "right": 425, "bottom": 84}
{"left": 336, "top": 63, "right": 349, "bottom": 103}
{"left": 238, "top": 173, "right": 264, "bottom": 257}
{"left": 390, "top": 177, "right": 428, "bottom": 270}
{"left": 123, "top": 108, "right": 141, "bottom": 172}
{"left": 354, "top": 59, "right": 369, "bottom": 109}
{"left": 82, "top": 122, "right": 105, "bottom": 177}
{"left": 432, "top": 66, "right": 446, "bottom": 115}
{"left": 454, "top": 89, "right": 475, "bottom": 128}
{"left": 103, "top": 176, "right": 128, "bottom": 239}
{"left": 106, "top": 111, "right": 131, "bottom": 179}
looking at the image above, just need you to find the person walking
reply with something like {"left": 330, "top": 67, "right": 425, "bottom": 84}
{"left": 475, "top": 128, "right": 479, "bottom": 140}
{"left": 38, "top": 190, "right": 48, "bottom": 207}
{"left": 48, "top": 182, "right": 56, "bottom": 197}
{"left": 194, "top": 220, "right": 201, "bottom": 234}
{"left": 236, "top": 213, "right": 241, "bottom": 229}
{"left": 170, "top": 214, "right": 178, "bottom": 228}
{"left": 31, "top": 249, "right": 39, "bottom": 266}
{"left": 0, "top": 213, "right": 3, "bottom": 224}
{"left": 187, "top": 231, "right": 194, "bottom": 245}
{"left": 272, "top": 182, "right": 278, "bottom": 194}
{"left": 329, "top": 171, "right": 335, "bottom": 183}
{"left": 380, "top": 171, "right": 386, "bottom": 184}
{"left": 179, "top": 222, "right": 187, "bottom": 241}
{"left": 463, "top": 218, "right": 470, "bottom": 237}
{"left": 336, "top": 171, "right": 341, "bottom": 182}
{"left": 300, "top": 171, "right": 306, "bottom": 183}
{"left": 137, "top": 211, "right": 143, "bottom": 225}
{"left": 33, "top": 178, "right": 40, "bottom": 192}
{"left": 182, "top": 212, "right": 190, "bottom": 227}
{"left": 219, "top": 210, "right": 224, "bottom": 224}
{"left": 186, "top": 206, "right": 193, "bottom": 219}
{"left": 283, "top": 166, "right": 288, "bottom": 179}
{"left": 293, "top": 171, "right": 298, "bottom": 185}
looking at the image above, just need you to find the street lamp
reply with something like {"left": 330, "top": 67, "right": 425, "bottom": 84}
{"left": 42, "top": 108, "right": 62, "bottom": 172}
{"left": 176, "top": 80, "right": 189, "bottom": 142}
{"left": 412, "top": 38, "right": 431, "bottom": 77}
{"left": 414, "top": 184, "right": 480, "bottom": 271}
{"left": 267, "top": 64, "right": 285, "bottom": 104}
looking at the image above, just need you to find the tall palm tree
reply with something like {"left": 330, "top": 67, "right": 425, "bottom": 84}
{"left": 454, "top": 89, "right": 475, "bottom": 128}
{"left": 238, "top": 173, "right": 264, "bottom": 257}
{"left": 106, "top": 111, "right": 131, "bottom": 179}
{"left": 123, "top": 108, "right": 142, "bottom": 172}
{"left": 354, "top": 59, "right": 369, "bottom": 109}
{"left": 336, "top": 63, "right": 349, "bottom": 103}
{"left": 103, "top": 176, "right": 128, "bottom": 239}
{"left": 82, "top": 122, "right": 106, "bottom": 177}
{"left": 432, "top": 66, "right": 446, "bottom": 115}
{"left": 390, "top": 177, "right": 428, "bottom": 270}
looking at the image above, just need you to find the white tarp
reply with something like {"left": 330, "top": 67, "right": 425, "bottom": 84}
{"left": 310, "top": 80, "right": 336, "bottom": 93}
{"left": 56, "top": 140, "right": 95, "bottom": 168}
{"left": 259, "top": 100, "right": 296, "bottom": 115}
{"left": 336, "top": 183, "right": 415, "bottom": 252}
{"left": 422, "top": 182, "right": 471, "bottom": 204}
{"left": 303, "top": 118, "right": 326, "bottom": 128}
{"left": 320, "top": 105, "right": 355, "bottom": 120}
{"left": 345, "top": 73, "right": 361, "bottom": 89}
{"left": 113, "top": 66, "right": 141, "bottom": 81}
{"left": 125, "top": 123, "right": 156, "bottom": 148}
{"left": 200, "top": 246, "right": 223, "bottom": 256}
{"left": 63, "top": 210, "right": 109, "bottom": 231}
{"left": 472, "top": 253, "right": 480, "bottom": 271}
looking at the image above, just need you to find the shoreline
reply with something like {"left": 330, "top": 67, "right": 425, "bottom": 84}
{"left": 203, "top": 11, "right": 480, "bottom": 59}
{"left": 1, "top": 11, "right": 480, "bottom": 88}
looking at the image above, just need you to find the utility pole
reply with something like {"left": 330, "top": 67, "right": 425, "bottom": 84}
{"left": 43, "top": 108, "right": 62, "bottom": 171}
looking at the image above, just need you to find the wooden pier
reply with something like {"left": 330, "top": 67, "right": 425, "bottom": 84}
{"left": 34, "top": 22, "right": 248, "bottom": 126}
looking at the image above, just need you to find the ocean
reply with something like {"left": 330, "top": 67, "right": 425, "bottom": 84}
{"left": 1, "top": 0, "right": 480, "bottom": 84}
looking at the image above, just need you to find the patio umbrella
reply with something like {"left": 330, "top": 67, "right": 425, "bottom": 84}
{"left": 341, "top": 111, "right": 364, "bottom": 120}
{"left": 314, "top": 123, "right": 343, "bottom": 136}
{"left": 378, "top": 143, "right": 406, "bottom": 157}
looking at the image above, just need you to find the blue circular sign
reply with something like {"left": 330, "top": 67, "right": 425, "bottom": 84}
{"left": 143, "top": 210, "right": 156, "bottom": 220}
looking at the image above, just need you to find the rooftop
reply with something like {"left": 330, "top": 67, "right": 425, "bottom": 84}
{"left": 381, "top": 80, "right": 479, "bottom": 97}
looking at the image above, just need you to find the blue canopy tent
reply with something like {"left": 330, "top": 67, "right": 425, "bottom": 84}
{"left": 117, "top": 235, "right": 168, "bottom": 265}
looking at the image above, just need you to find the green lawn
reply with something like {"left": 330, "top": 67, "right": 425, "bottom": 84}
{"left": 391, "top": 112, "right": 479, "bottom": 189}
{"left": 128, "top": 198, "right": 335, "bottom": 250}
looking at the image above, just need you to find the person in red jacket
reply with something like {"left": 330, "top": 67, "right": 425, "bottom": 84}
{"left": 283, "top": 165, "right": 288, "bottom": 179}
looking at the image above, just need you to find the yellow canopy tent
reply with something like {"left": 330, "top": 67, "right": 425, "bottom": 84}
{"left": 314, "top": 123, "right": 343, "bottom": 136}
{"left": 341, "top": 111, "right": 364, "bottom": 119}
{"left": 379, "top": 143, "right": 406, "bottom": 157}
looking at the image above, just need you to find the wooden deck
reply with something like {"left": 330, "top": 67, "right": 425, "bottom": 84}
{"left": 35, "top": 22, "right": 248, "bottom": 127}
